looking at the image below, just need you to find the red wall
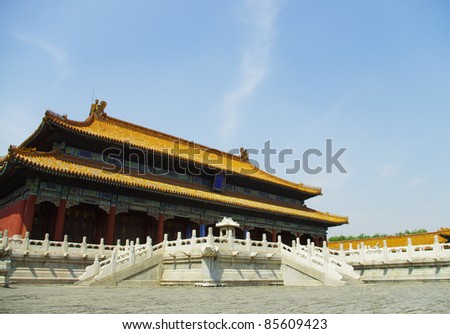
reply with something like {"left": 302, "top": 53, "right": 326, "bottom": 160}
{"left": 0, "top": 199, "right": 27, "bottom": 236}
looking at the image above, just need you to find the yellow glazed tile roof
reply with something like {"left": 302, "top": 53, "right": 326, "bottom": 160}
{"left": 42, "top": 111, "right": 322, "bottom": 196}
{"left": 9, "top": 148, "right": 347, "bottom": 225}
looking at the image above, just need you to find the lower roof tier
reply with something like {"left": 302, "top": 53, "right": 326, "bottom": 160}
{"left": 1, "top": 147, "right": 348, "bottom": 226}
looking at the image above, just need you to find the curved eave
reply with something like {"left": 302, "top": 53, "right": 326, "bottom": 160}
{"left": 44, "top": 112, "right": 323, "bottom": 197}
{"left": 0, "top": 161, "right": 9, "bottom": 177}
{"left": 19, "top": 120, "right": 48, "bottom": 148}
{"left": 9, "top": 149, "right": 347, "bottom": 226}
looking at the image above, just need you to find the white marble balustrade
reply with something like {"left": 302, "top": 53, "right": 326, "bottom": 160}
{"left": 330, "top": 236, "right": 450, "bottom": 265}
{"left": 0, "top": 230, "right": 118, "bottom": 259}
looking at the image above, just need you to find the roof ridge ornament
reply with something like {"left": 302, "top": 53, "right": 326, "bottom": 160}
{"left": 90, "top": 99, "right": 108, "bottom": 119}
{"left": 10, "top": 145, "right": 36, "bottom": 155}
{"left": 239, "top": 147, "right": 249, "bottom": 163}
{"left": 45, "top": 109, "right": 64, "bottom": 120}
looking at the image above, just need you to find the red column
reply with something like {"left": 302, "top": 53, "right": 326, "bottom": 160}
{"left": 106, "top": 206, "right": 116, "bottom": 245}
{"left": 314, "top": 235, "right": 320, "bottom": 245}
{"left": 21, "top": 195, "right": 37, "bottom": 237}
{"left": 272, "top": 229, "right": 278, "bottom": 242}
{"left": 54, "top": 199, "right": 67, "bottom": 241}
{"left": 157, "top": 213, "right": 165, "bottom": 243}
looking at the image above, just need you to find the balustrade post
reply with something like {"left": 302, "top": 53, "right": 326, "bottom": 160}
{"left": 277, "top": 235, "right": 282, "bottom": 250}
{"left": 191, "top": 229, "right": 197, "bottom": 252}
{"left": 93, "top": 255, "right": 100, "bottom": 276}
{"left": 407, "top": 238, "right": 414, "bottom": 261}
{"left": 116, "top": 239, "right": 121, "bottom": 248}
{"left": 323, "top": 241, "right": 329, "bottom": 273}
{"left": 228, "top": 229, "right": 234, "bottom": 251}
{"left": 383, "top": 240, "right": 389, "bottom": 263}
{"left": 163, "top": 234, "right": 168, "bottom": 252}
{"left": 99, "top": 238, "right": 105, "bottom": 256}
{"left": 63, "top": 235, "right": 69, "bottom": 254}
{"left": 360, "top": 242, "right": 365, "bottom": 263}
{"left": 296, "top": 237, "right": 300, "bottom": 251}
{"left": 347, "top": 243, "right": 353, "bottom": 262}
{"left": 176, "top": 232, "right": 182, "bottom": 251}
{"left": 136, "top": 238, "right": 140, "bottom": 246}
{"left": 207, "top": 227, "right": 214, "bottom": 246}
{"left": 111, "top": 249, "right": 117, "bottom": 274}
{"left": 262, "top": 233, "right": 268, "bottom": 252}
{"left": 146, "top": 236, "right": 153, "bottom": 258}
{"left": 246, "top": 231, "right": 251, "bottom": 252}
{"left": 23, "top": 231, "right": 30, "bottom": 252}
{"left": 43, "top": 233, "right": 50, "bottom": 253}
{"left": 433, "top": 235, "right": 441, "bottom": 259}
{"left": 125, "top": 239, "right": 130, "bottom": 251}
{"left": 129, "top": 242, "right": 136, "bottom": 266}
{"left": 306, "top": 239, "right": 312, "bottom": 265}
{"left": 81, "top": 236, "right": 87, "bottom": 255}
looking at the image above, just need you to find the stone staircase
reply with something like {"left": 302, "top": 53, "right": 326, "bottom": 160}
{"left": 78, "top": 237, "right": 164, "bottom": 286}
{"left": 77, "top": 227, "right": 358, "bottom": 287}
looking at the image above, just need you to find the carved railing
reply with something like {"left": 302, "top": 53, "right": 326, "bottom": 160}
{"left": 0, "top": 230, "right": 117, "bottom": 259}
{"left": 163, "top": 228, "right": 280, "bottom": 255}
{"left": 79, "top": 236, "right": 165, "bottom": 282}
{"left": 1, "top": 228, "right": 358, "bottom": 285}
{"left": 279, "top": 238, "right": 351, "bottom": 281}
{"left": 79, "top": 227, "right": 348, "bottom": 284}
{"left": 331, "top": 236, "right": 450, "bottom": 265}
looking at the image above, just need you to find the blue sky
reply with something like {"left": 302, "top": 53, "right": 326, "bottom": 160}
{"left": 1, "top": 0, "right": 449, "bottom": 237}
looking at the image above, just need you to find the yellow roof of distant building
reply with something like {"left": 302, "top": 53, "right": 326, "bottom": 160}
{"left": 328, "top": 229, "right": 449, "bottom": 249}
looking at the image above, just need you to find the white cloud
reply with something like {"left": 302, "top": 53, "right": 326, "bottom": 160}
{"left": 375, "top": 164, "right": 400, "bottom": 178}
{"left": 407, "top": 177, "right": 426, "bottom": 189}
{"left": 11, "top": 32, "right": 72, "bottom": 83}
{"left": 219, "top": 0, "right": 280, "bottom": 141}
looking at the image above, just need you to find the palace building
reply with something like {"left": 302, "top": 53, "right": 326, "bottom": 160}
{"left": 0, "top": 101, "right": 348, "bottom": 246}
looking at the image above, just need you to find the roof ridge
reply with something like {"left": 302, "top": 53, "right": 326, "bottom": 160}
{"left": 45, "top": 109, "right": 95, "bottom": 127}
{"left": 103, "top": 114, "right": 323, "bottom": 193}
{"left": 32, "top": 107, "right": 322, "bottom": 195}
{"left": 104, "top": 114, "right": 256, "bottom": 165}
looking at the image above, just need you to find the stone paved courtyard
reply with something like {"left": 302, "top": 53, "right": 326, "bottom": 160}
{"left": 1, "top": 282, "right": 449, "bottom": 314}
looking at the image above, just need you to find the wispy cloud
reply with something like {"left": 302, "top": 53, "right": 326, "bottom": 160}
{"left": 407, "top": 177, "right": 426, "bottom": 189}
{"left": 219, "top": 0, "right": 280, "bottom": 141}
{"left": 11, "top": 32, "right": 72, "bottom": 83}
{"left": 375, "top": 164, "right": 400, "bottom": 178}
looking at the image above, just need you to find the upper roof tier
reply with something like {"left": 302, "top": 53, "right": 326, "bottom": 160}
{"left": 21, "top": 101, "right": 322, "bottom": 197}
